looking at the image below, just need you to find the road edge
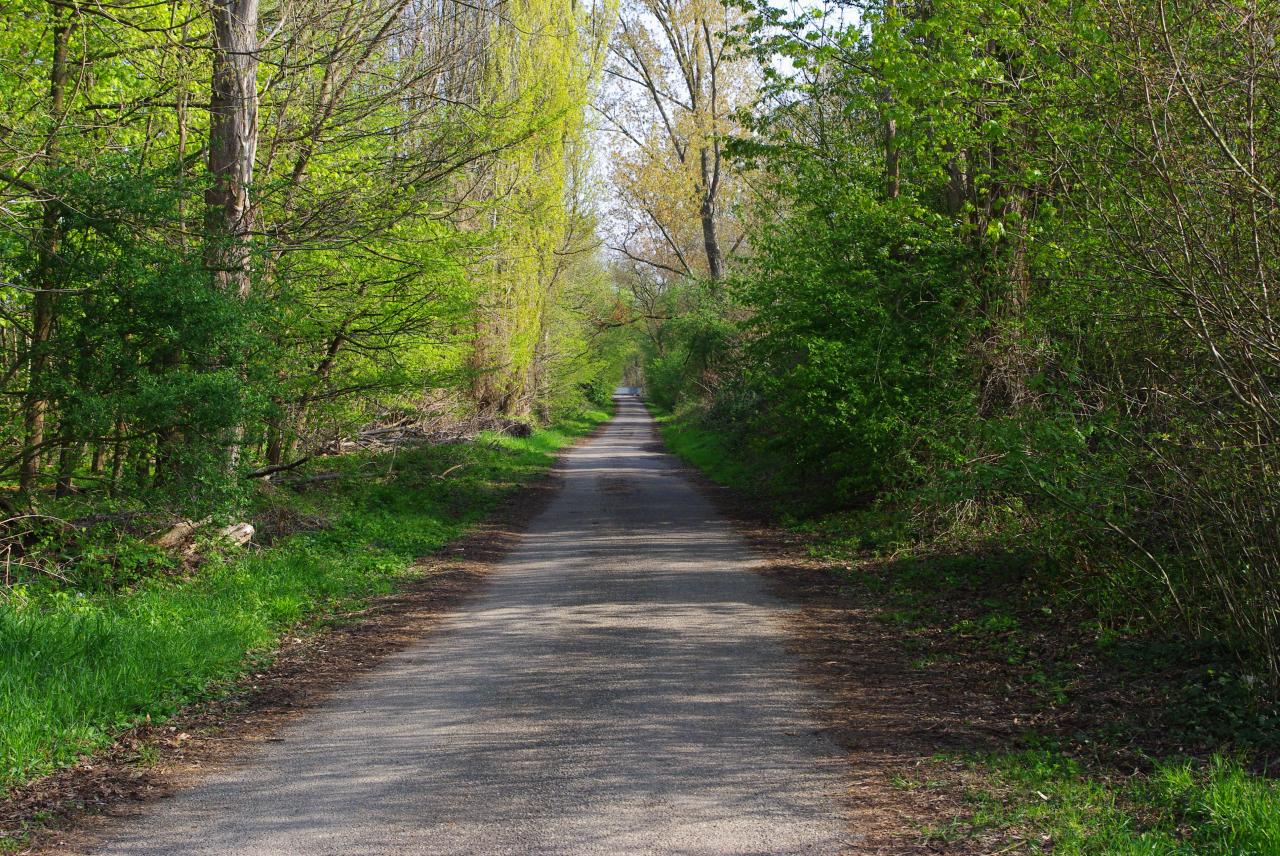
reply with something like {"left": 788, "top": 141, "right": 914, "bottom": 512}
{"left": 4, "top": 418, "right": 611, "bottom": 855}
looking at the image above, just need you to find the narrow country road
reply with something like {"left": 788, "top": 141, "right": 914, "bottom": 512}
{"left": 92, "top": 398, "right": 851, "bottom": 855}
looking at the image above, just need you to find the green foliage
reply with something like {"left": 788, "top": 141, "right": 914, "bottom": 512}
{"left": 0, "top": 0, "right": 620, "bottom": 510}
{"left": 642, "top": 285, "right": 740, "bottom": 413}
{"left": 25, "top": 166, "right": 255, "bottom": 507}
{"left": 11, "top": 518, "right": 176, "bottom": 593}
{"left": 640, "top": 0, "right": 1280, "bottom": 684}
{"left": 535, "top": 260, "right": 636, "bottom": 420}
{"left": 734, "top": 182, "right": 970, "bottom": 500}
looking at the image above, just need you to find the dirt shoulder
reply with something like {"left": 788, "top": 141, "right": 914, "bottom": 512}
{"left": 671, "top": 466, "right": 1001, "bottom": 854}
{"left": 2, "top": 434, "right": 586, "bottom": 855}
{"left": 673, "top": 448, "right": 1280, "bottom": 855}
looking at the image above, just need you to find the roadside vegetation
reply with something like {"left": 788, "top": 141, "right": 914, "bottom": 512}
{"left": 1, "top": 0, "right": 628, "bottom": 803}
{"left": 0, "top": 412, "right": 606, "bottom": 794}
{"left": 611, "top": 0, "right": 1280, "bottom": 847}
{"left": 658, "top": 415, "right": 1280, "bottom": 852}
{"left": 630, "top": 0, "right": 1280, "bottom": 694}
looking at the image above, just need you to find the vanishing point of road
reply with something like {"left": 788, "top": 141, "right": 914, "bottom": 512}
{"left": 93, "top": 397, "right": 852, "bottom": 855}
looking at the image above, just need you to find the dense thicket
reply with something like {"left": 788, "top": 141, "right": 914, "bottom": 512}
{"left": 640, "top": 0, "right": 1280, "bottom": 682}
{"left": 0, "top": 0, "right": 628, "bottom": 510}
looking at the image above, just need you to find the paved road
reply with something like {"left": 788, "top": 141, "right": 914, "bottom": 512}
{"left": 94, "top": 398, "right": 850, "bottom": 855}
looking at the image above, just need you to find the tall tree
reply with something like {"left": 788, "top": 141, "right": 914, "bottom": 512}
{"left": 17, "top": 3, "right": 74, "bottom": 494}
{"left": 206, "top": 0, "right": 258, "bottom": 301}
{"left": 601, "top": 0, "right": 751, "bottom": 282}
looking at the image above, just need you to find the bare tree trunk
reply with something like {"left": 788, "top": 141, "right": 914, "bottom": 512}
{"left": 264, "top": 419, "right": 286, "bottom": 467}
{"left": 205, "top": 0, "right": 259, "bottom": 468}
{"left": 883, "top": 0, "right": 900, "bottom": 201}
{"left": 19, "top": 283, "right": 55, "bottom": 493}
{"left": 698, "top": 105, "right": 723, "bottom": 279}
{"left": 109, "top": 419, "right": 127, "bottom": 495}
{"left": 54, "top": 429, "right": 81, "bottom": 498}
{"left": 19, "top": 10, "right": 72, "bottom": 495}
{"left": 885, "top": 115, "right": 900, "bottom": 199}
{"left": 699, "top": 196, "right": 723, "bottom": 281}
{"left": 206, "top": 0, "right": 258, "bottom": 301}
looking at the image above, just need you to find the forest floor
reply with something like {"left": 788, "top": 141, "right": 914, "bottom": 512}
{"left": 661, "top": 415, "right": 1280, "bottom": 855}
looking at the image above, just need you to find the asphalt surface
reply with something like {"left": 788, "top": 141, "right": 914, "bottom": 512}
{"left": 94, "top": 398, "right": 851, "bottom": 855}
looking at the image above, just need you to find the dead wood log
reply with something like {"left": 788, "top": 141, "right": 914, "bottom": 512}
{"left": 152, "top": 520, "right": 198, "bottom": 550}
{"left": 280, "top": 472, "right": 343, "bottom": 491}
{"left": 216, "top": 522, "right": 254, "bottom": 547}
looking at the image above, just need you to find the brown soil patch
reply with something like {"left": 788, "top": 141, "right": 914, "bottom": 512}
{"left": 673, "top": 451, "right": 1280, "bottom": 854}
{"left": 1, "top": 431, "right": 595, "bottom": 855}
{"left": 673, "top": 470, "right": 1020, "bottom": 855}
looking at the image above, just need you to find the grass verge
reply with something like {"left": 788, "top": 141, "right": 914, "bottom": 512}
{"left": 656, "top": 408, "right": 1280, "bottom": 855}
{"left": 0, "top": 409, "right": 607, "bottom": 796}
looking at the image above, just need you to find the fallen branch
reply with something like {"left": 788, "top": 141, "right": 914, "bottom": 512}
{"left": 280, "top": 472, "right": 343, "bottom": 491}
{"left": 149, "top": 516, "right": 212, "bottom": 550}
{"left": 210, "top": 522, "right": 254, "bottom": 550}
{"left": 151, "top": 520, "right": 197, "bottom": 550}
{"left": 246, "top": 456, "right": 313, "bottom": 479}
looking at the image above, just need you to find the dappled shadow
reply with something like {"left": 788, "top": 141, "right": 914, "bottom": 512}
{"left": 93, "top": 399, "right": 853, "bottom": 856}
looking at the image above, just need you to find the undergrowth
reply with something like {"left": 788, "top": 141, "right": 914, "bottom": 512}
{"left": 655, "top": 407, "right": 1280, "bottom": 854}
{"left": 955, "top": 752, "right": 1280, "bottom": 854}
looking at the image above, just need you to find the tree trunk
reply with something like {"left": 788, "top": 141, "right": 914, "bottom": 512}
{"left": 54, "top": 426, "right": 81, "bottom": 498}
{"left": 290, "top": 322, "right": 351, "bottom": 453}
{"left": 109, "top": 419, "right": 127, "bottom": 494}
{"left": 697, "top": 143, "right": 724, "bottom": 281}
{"left": 885, "top": 115, "right": 900, "bottom": 200}
{"left": 699, "top": 198, "right": 723, "bottom": 281}
{"left": 976, "top": 131, "right": 1034, "bottom": 417}
{"left": 264, "top": 417, "right": 285, "bottom": 467}
{"left": 883, "top": 0, "right": 900, "bottom": 201}
{"left": 19, "top": 10, "right": 72, "bottom": 495}
{"left": 205, "top": 0, "right": 258, "bottom": 469}
{"left": 205, "top": 0, "right": 258, "bottom": 301}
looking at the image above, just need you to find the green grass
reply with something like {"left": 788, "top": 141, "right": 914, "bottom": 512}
{"left": 655, "top": 412, "right": 752, "bottom": 486}
{"left": 960, "top": 751, "right": 1280, "bottom": 854}
{"left": 0, "top": 409, "right": 608, "bottom": 793}
{"left": 653, "top": 411, "right": 760, "bottom": 492}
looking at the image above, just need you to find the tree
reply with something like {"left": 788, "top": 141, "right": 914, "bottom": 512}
{"left": 206, "top": 0, "right": 258, "bottom": 301}
{"left": 600, "top": 0, "right": 752, "bottom": 283}
{"left": 0, "top": 0, "right": 621, "bottom": 502}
